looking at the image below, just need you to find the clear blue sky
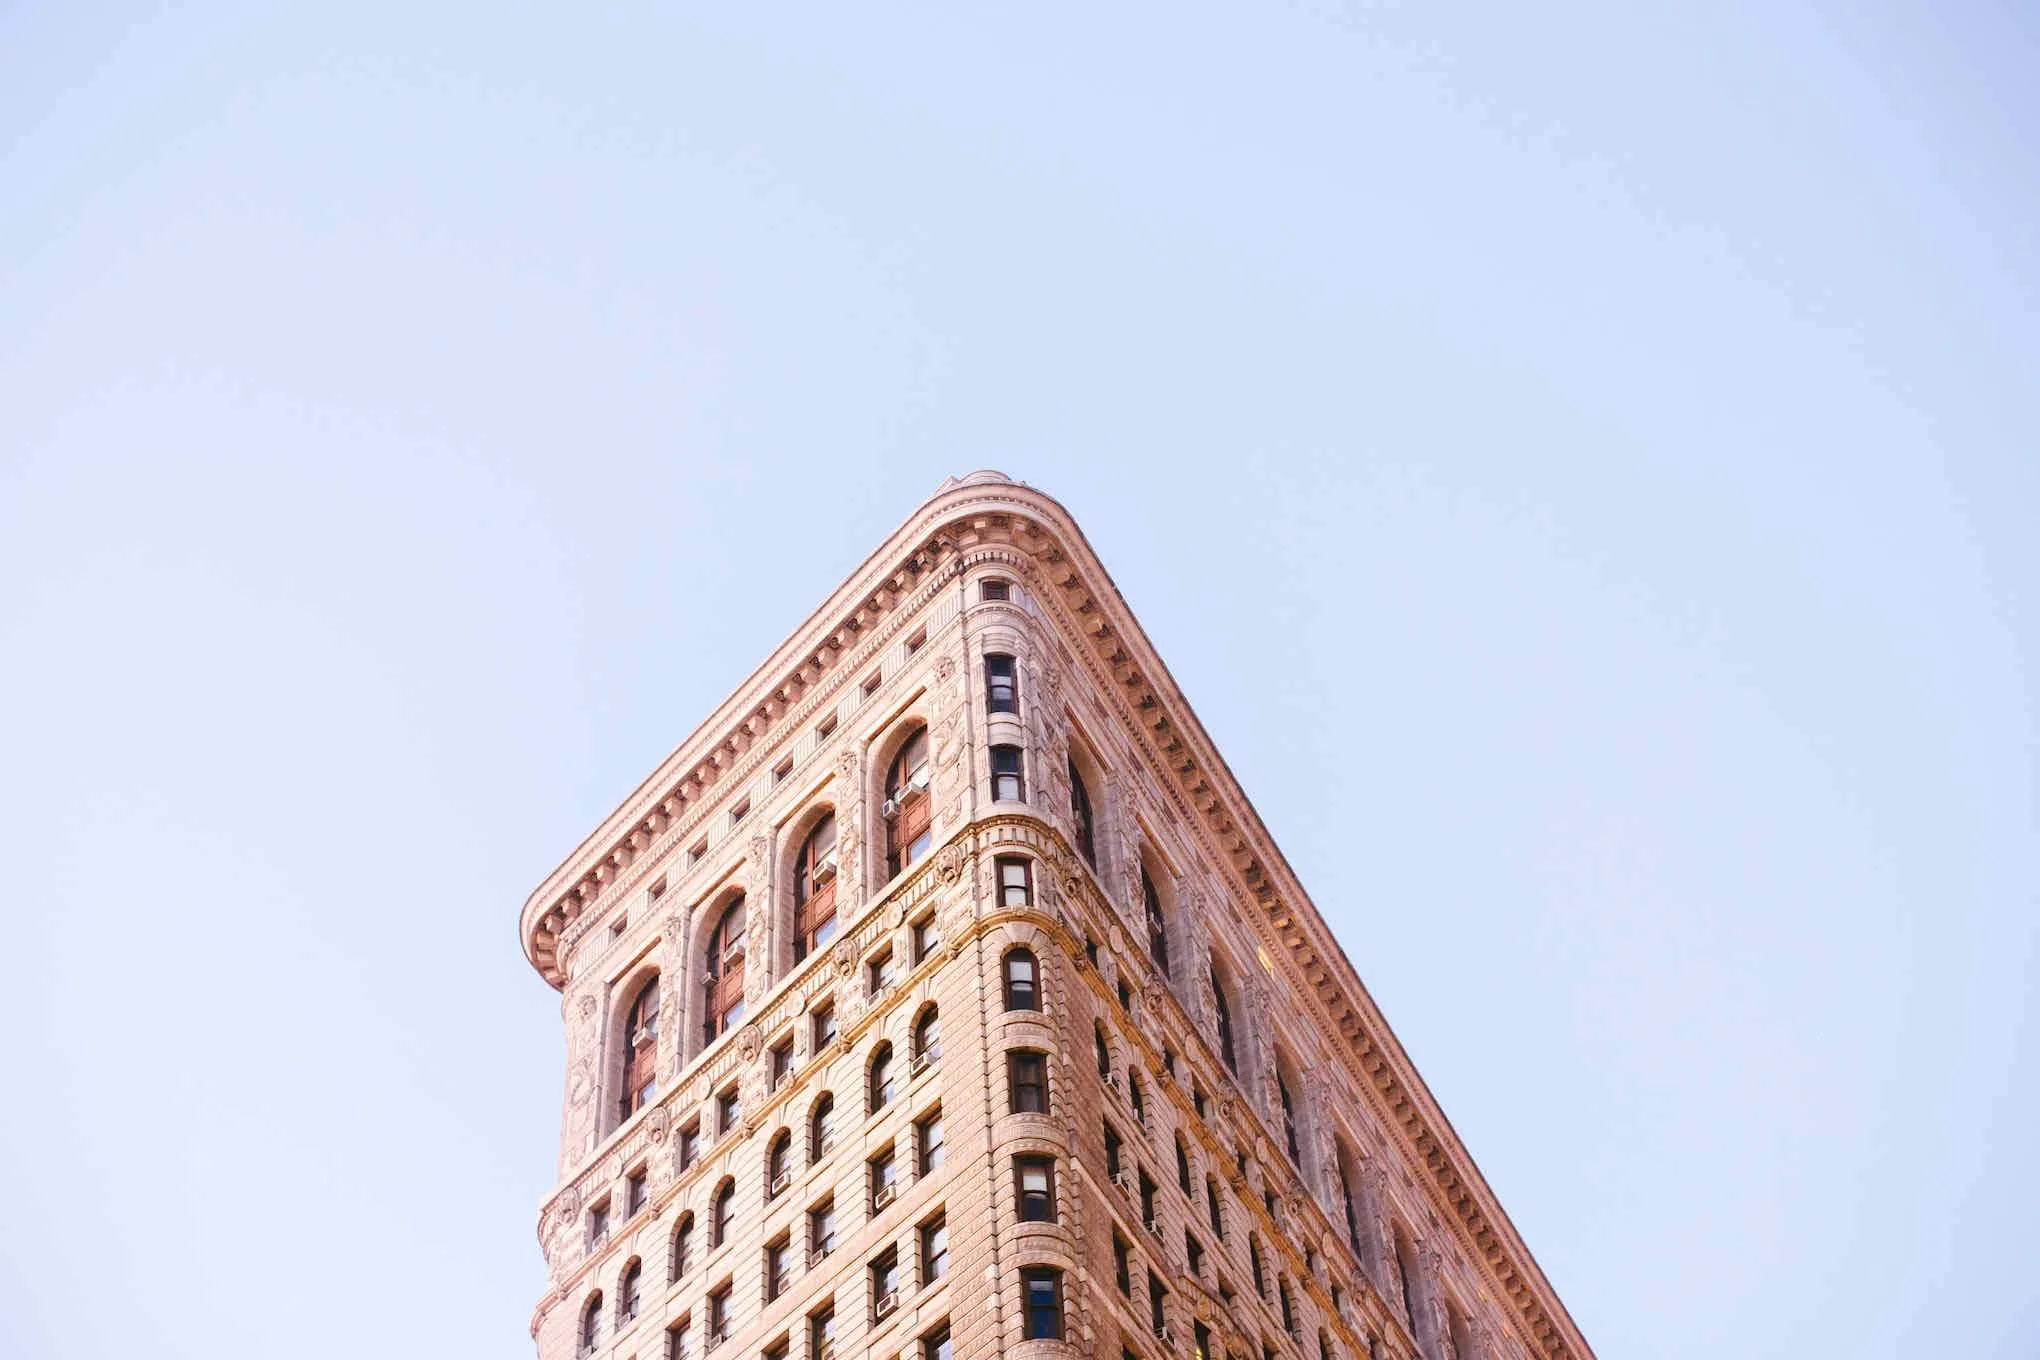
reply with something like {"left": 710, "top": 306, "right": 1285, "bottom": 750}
{"left": 2, "top": 4, "right": 2034, "bottom": 1357}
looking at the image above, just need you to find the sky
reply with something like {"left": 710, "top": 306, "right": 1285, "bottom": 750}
{"left": 1, "top": 3, "right": 2035, "bottom": 1357}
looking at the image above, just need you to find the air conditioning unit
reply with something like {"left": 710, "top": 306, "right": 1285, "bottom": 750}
{"left": 1111, "top": 1170, "right": 1137, "bottom": 1194}
{"left": 811, "top": 857, "right": 838, "bottom": 885}
{"left": 880, "top": 797, "right": 899, "bottom": 818}
{"left": 1145, "top": 1219, "right": 1166, "bottom": 1242}
{"left": 874, "top": 1287, "right": 900, "bottom": 1320}
{"left": 908, "top": 1050, "right": 933, "bottom": 1077}
{"left": 908, "top": 764, "right": 931, "bottom": 792}
{"left": 1158, "top": 1326, "right": 1180, "bottom": 1347}
{"left": 633, "top": 1028, "right": 656, "bottom": 1047}
{"left": 873, "top": 1183, "right": 897, "bottom": 1210}
{"left": 1102, "top": 1072, "right": 1123, "bottom": 1094}
{"left": 769, "top": 1170, "right": 791, "bottom": 1196}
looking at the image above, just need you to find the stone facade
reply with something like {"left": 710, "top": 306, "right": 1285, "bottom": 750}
{"left": 519, "top": 472, "right": 1594, "bottom": 1360}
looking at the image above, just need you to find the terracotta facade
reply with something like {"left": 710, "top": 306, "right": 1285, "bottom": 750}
{"left": 520, "top": 473, "right": 1594, "bottom": 1360}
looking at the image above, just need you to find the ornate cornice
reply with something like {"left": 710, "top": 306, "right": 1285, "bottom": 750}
{"left": 517, "top": 471, "right": 1593, "bottom": 1359}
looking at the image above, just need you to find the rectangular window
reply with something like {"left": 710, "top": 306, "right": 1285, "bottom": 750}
{"left": 916, "top": 1108, "right": 946, "bottom": 1175}
{"left": 1114, "top": 1233, "right": 1132, "bottom": 1294}
{"left": 911, "top": 913, "right": 939, "bottom": 964}
{"left": 1140, "top": 1172, "right": 1159, "bottom": 1229}
{"left": 1104, "top": 1121, "right": 1123, "bottom": 1178}
{"left": 766, "top": 1235, "right": 791, "bottom": 1301}
{"left": 627, "top": 1169, "right": 648, "bottom": 1217}
{"left": 1021, "top": 1267, "right": 1063, "bottom": 1340}
{"left": 1014, "top": 1155, "right": 1057, "bottom": 1222}
{"left": 920, "top": 1212, "right": 949, "bottom": 1284}
{"left": 811, "top": 1000, "right": 838, "bottom": 1053}
{"left": 1007, "top": 1049, "right": 1047, "bottom": 1114}
{"left": 666, "top": 1316, "right": 692, "bottom": 1360}
{"left": 717, "top": 1086, "right": 740, "bottom": 1137}
{"left": 867, "top": 946, "right": 896, "bottom": 997}
{"left": 862, "top": 671, "right": 884, "bottom": 700}
{"left": 773, "top": 755, "right": 794, "bottom": 785}
{"left": 920, "top": 1321, "right": 951, "bottom": 1360}
{"left": 808, "top": 1302, "right": 835, "bottom": 1360}
{"left": 731, "top": 797, "right": 750, "bottom": 823}
{"left": 587, "top": 1198, "right": 611, "bottom": 1249}
{"left": 771, "top": 1037, "right": 794, "bottom": 1091}
{"left": 990, "top": 745, "right": 1025, "bottom": 802}
{"left": 764, "top": 1339, "right": 788, "bottom": 1360}
{"left": 869, "top": 1245, "right": 901, "bottom": 1320}
{"left": 870, "top": 1145, "right": 899, "bottom": 1210}
{"left": 985, "top": 653, "right": 1018, "bottom": 713}
{"left": 817, "top": 713, "right": 838, "bottom": 740}
{"left": 689, "top": 839, "right": 707, "bottom": 866}
{"left": 708, "top": 1284, "right": 732, "bottom": 1342}
{"left": 996, "top": 856, "right": 1032, "bottom": 908}
{"left": 1149, "top": 1270, "right": 1167, "bottom": 1336}
{"left": 809, "top": 1198, "right": 837, "bottom": 1264}
{"left": 678, "top": 1121, "right": 701, "bottom": 1170}
{"left": 980, "top": 579, "right": 1010, "bottom": 602}
{"left": 1187, "top": 1231, "right": 1205, "bottom": 1277}
{"left": 905, "top": 627, "right": 927, "bottom": 655}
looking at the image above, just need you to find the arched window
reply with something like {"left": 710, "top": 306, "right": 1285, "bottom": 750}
{"left": 792, "top": 813, "right": 839, "bottom": 962}
{"left": 1278, "top": 1067, "right": 1301, "bottom": 1164}
{"left": 617, "top": 975, "right": 661, "bottom": 1122}
{"left": 711, "top": 1179, "right": 735, "bottom": 1247}
{"left": 767, "top": 1129, "right": 793, "bottom": 1198}
{"left": 1175, "top": 1135, "right": 1193, "bottom": 1192}
{"left": 1068, "top": 756, "right": 1096, "bottom": 865}
{"left": 810, "top": 1092, "right": 836, "bottom": 1161}
{"left": 1002, "top": 947, "right": 1039, "bottom": 1011}
{"left": 1211, "top": 968, "right": 1238, "bottom": 1074}
{"left": 579, "top": 1292, "right": 603, "bottom": 1355}
{"left": 670, "top": 1214, "right": 695, "bottom": 1280}
{"left": 913, "top": 1006, "right": 941, "bottom": 1066}
{"left": 883, "top": 726, "right": 933, "bottom": 878}
{"left": 701, "top": 896, "right": 747, "bottom": 1046}
{"left": 619, "top": 1259, "right": 642, "bottom": 1322}
{"left": 1142, "top": 868, "right": 1169, "bottom": 974}
{"left": 1094, "top": 1022, "right": 1111, "bottom": 1079}
{"left": 869, "top": 1041, "right": 896, "bottom": 1113}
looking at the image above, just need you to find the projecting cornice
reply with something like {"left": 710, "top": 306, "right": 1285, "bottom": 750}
{"left": 516, "top": 469, "right": 1594, "bottom": 1360}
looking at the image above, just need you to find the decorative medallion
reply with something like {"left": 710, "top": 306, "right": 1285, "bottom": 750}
{"left": 738, "top": 1025, "right": 763, "bottom": 1063}
{"left": 645, "top": 1107, "right": 671, "bottom": 1145}
{"left": 935, "top": 842, "right": 967, "bottom": 885}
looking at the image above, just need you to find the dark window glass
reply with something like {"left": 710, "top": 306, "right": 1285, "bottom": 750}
{"left": 921, "top": 1213, "right": 949, "bottom": 1282}
{"left": 1143, "top": 870, "right": 1169, "bottom": 974}
{"left": 996, "top": 855, "right": 1032, "bottom": 908}
{"left": 990, "top": 745, "right": 1025, "bottom": 802}
{"left": 1002, "top": 948, "right": 1038, "bottom": 1011}
{"left": 1213, "top": 970, "right": 1238, "bottom": 1073}
{"left": 793, "top": 814, "right": 840, "bottom": 962}
{"left": 618, "top": 978, "right": 661, "bottom": 1121}
{"left": 1008, "top": 1050, "right": 1047, "bottom": 1113}
{"left": 985, "top": 654, "right": 1019, "bottom": 713}
{"left": 980, "top": 579, "right": 1011, "bottom": 602}
{"left": 702, "top": 897, "right": 747, "bottom": 1045}
{"left": 884, "top": 727, "right": 934, "bottom": 877}
{"left": 1021, "top": 1267, "right": 1063, "bottom": 1340}
{"left": 870, "top": 1043, "right": 896, "bottom": 1112}
{"left": 1015, "top": 1156, "right": 1056, "bottom": 1222}
{"left": 1068, "top": 758, "right": 1096, "bottom": 865}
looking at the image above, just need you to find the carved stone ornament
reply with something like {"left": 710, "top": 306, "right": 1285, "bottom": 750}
{"left": 1141, "top": 979, "right": 1166, "bottom": 1016}
{"left": 663, "top": 914, "right": 686, "bottom": 945}
{"left": 934, "top": 655, "right": 956, "bottom": 682}
{"left": 645, "top": 1106, "right": 671, "bottom": 1144}
{"left": 738, "top": 1024, "right": 763, "bottom": 1063}
{"left": 935, "top": 842, "right": 968, "bottom": 885}
{"left": 577, "top": 995, "right": 599, "bottom": 1020}
{"left": 836, "top": 747, "right": 859, "bottom": 778}
{"left": 749, "top": 835, "right": 768, "bottom": 863}
{"left": 833, "top": 938, "right": 858, "bottom": 978}
{"left": 555, "top": 1184, "right": 582, "bottom": 1218}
